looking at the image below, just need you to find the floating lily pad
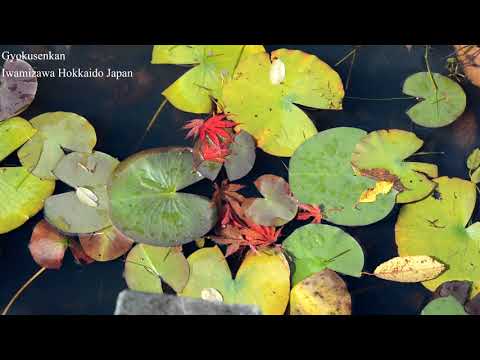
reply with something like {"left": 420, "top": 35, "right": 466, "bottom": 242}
{"left": 79, "top": 226, "right": 133, "bottom": 262}
{"left": 290, "top": 269, "right": 352, "bottom": 315}
{"left": 17, "top": 112, "right": 97, "bottom": 180}
{"left": 289, "top": 127, "right": 397, "bottom": 226}
{"left": 151, "top": 45, "right": 265, "bottom": 114}
{"left": 224, "top": 130, "right": 256, "bottom": 181}
{"left": 44, "top": 186, "right": 111, "bottom": 235}
{"left": 432, "top": 280, "right": 472, "bottom": 305}
{"left": 396, "top": 177, "right": 480, "bottom": 295}
{"left": 53, "top": 151, "right": 119, "bottom": 187}
{"left": 0, "top": 60, "right": 37, "bottom": 121}
{"left": 283, "top": 223, "right": 364, "bottom": 285}
{"left": 29, "top": 220, "right": 69, "bottom": 269}
{"left": 108, "top": 147, "right": 217, "bottom": 247}
{"left": 403, "top": 72, "right": 466, "bottom": 128}
{"left": 0, "top": 167, "right": 55, "bottom": 234}
{"left": 222, "top": 49, "right": 344, "bottom": 157}
{"left": 244, "top": 175, "right": 298, "bottom": 226}
{"left": 44, "top": 151, "right": 118, "bottom": 235}
{"left": 352, "top": 129, "right": 438, "bottom": 203}
{"left": 124, "top": 244, "right": 190, "bottom": 293}
{"left": 421, "top": 296, "right": 468, "bottom": 315}
{"left": 0, "top": 117, "right": 36, "bottom": 162}
{"left": 180, "top": 246, "right": 290, "bottom": 315}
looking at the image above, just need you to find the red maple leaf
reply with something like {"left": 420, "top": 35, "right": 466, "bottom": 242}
{"left": 200, "top": 142, "right": 230, "bottom": 163}
{"left": 297, "top": 203, "right": 323, "bottom": 224}
{"left": 183, "top": 114, "right": 237, "bottom": 146}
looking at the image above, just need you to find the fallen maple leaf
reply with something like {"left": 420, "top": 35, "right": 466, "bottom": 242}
{"left": 297, "top": 203, "right": 323, "bottom": 224}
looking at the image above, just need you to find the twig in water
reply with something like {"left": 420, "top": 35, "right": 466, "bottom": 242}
{"left": 133, "top": 98, "right": 168, "bottom": 152}
{"left": 2, "top": 267, "right": 46, "bottom": 315}
{"left": 345, "top": 96, "right": 416, "bottom": 101}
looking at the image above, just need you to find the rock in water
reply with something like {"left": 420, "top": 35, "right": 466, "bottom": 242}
{"left": 114, "top": 290, "right": 262, "bottom": 315}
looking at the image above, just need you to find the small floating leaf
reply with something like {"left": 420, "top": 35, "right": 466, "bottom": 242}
{"left": 124, "top": 244, "right": 189, "bottom": 294}
{"left": 403, "top": 72, "right": 466, "bottom": 128}
{"left": 0, "top": 60, "right": 37, "bottom": 121}
{"left": 17, "top": 112, "right": 97, "bottom": 180}
{"left": 244, "top": 174, "right": 298, "bottom": 227}
{"left": 421, "top": 296, "right": 467, "bottom": 315}
{"left": 373, "top": 256, "right": 446, "bottom": 283}
{"left": 289, "top": 127, "right": 396, "bottom": 226}
{"left": 76, "top": 187, "right": 99, "bottom": 207}
{"left": 358, "top": 181, "right": 394, "bottom": 203}
{"left": 224, "top": 131, "right": 256, "bottom": 181}
{"left": 283, "top": 223, "right": 364, "bottom": 286}
{"left": 290, "top": 269, "right": 352, "bottom": 315}
{"left": 269, "top": 58, "right": 286, "bottom": 85}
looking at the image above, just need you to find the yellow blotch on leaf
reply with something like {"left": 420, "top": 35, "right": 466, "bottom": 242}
{"left": 373, "top": 255, "right": 446, "bottom": 283}
{"left": 358, "top": 181, "right": 394, "bottom": 203}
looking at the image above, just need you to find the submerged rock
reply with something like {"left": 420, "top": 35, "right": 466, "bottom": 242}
{"left": 114, "top": 290, "right": 262, "bottom": 315}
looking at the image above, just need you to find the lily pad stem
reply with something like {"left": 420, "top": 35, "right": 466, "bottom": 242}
{"left": 133, "top": 97, "right": 168, "bottom": 152}
{"left": 1, "top": 267, "right": 46, "bottom": 315}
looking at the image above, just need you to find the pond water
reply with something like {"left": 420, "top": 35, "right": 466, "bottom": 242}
{"left": 1, "top": 44, "right": 479, "bottom": 315}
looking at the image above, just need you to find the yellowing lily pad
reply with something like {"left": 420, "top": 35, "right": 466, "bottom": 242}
{"left": 396, "top": 177, "right": 480, "bottom": 296}
{"left": 403, "top": 72, "right": 466, "bottom": 128}
{"left": 222, "top": 49, "right": 344, "bottom": 157}
{"left": 0, "top": 167, "right": 55, "bottom": 234}
{"left": 18, "top": 112, "right": 97, "bottom": 180}
{"left": 0, "top": 117, "right": 36, "bottom": 162}
{"left": 108, "top": 147, "right": 217, "bottom": 247}
{"left": 180, "top": 246, "right": 290, "bottom": 315}
{"left": 0, "top": 59, "right": 38, "bottom": 121}
{"left": 124, "top": 244, "right": 190, "bottom": 294}
{"left": 283, "top": 223, "right": 364, "bottom": 285}
{"left": 152, "top": 45, "right": 265, "bottom": 114}
{"left": 289, "top": 127, "right": 397, "bottom": 226}
{"left": 244, "top": 174, "right": 298, "bottom": 227}
{"left": 290, "top": 269, "right": 352, "bottom": 315}
{"left": 351, "top": 129, "right": 438, "bottom": 203}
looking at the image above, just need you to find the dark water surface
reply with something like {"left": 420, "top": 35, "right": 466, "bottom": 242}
{"left": 1, "top": 45, "right": 479, "bottom": 315}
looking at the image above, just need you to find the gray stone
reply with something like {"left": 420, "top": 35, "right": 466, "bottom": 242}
{"left": 114, "top": 290, "right": 262, "bottom": 315}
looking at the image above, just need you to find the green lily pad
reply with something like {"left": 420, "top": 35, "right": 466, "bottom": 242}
{"left": 53, "top": 151, "right": 119, "bottom": 187}
{"left": 283, "top": 223, "right": 364, "bottom": 285}
{"left": 244, "top": 174, "right": 298, "bottom": 227}
{"left": 351, "top": 129, "right": 438, "bottom": 203}
{"left": 79, "top": 225, "right": 133, "bottom": 262}
{"left": 44, "top": 151, "right": 119, "bottom": 235}
{"left": 108, "top": 147, "right": 217, "bottom": 247}
{"left": 0, "top": 117, "right": 36, "bottom": 162}
{"left": 421, "top": 296, "right": 468, "bottom": 315}
{"left": 124, "top": 244, "right": 190, "bottom": 293}
{"left": 396, "top": 176, "right": 480, "bottom": 296}
{"left": 180, "top": 246, "right": 290, "bottom": 315}
{"left": 17, "top": 112, "right": 97, "bottom": 180}
{"left": 467, "top": 148, "right": 480, "bottom": 171}
{"left": 289, "top": 127, "right": 397, "bottom": 226}
{"left": 403, "top": 72, "right": 466, "bottom": 128}
{"left": 44, "top": 185, "right": 111, "bottom": 235}
{"left": 222, "top": 48, "right": 344, "bottom": 157}
{"left": 152, "top": 45, "right": 265, "bottom": 114}
{"left": 0, "top": 59, "right": 38, "bottom": 121}
{"left": 0, "top": 167, "right": 55, "bottom": 234}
